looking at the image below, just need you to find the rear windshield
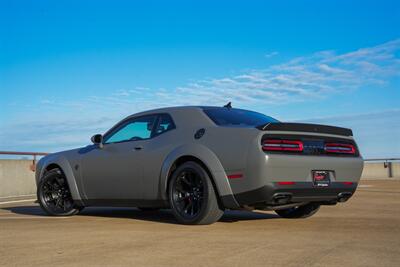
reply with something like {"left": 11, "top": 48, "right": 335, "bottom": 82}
{"left": 203, "top": 108, "right": 279, "bottom": 127}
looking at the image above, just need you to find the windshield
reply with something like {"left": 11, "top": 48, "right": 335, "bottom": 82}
{"left": 203, "top": 108, "right": 279, "bottom": 127}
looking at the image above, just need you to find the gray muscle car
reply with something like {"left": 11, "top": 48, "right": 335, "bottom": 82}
{"left": 36, "top": 105, "right": 364, "bottom": 224}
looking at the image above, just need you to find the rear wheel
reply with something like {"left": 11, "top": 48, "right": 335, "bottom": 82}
{"left": 168, "top": 161, "right": 224, "bottom": 225}
{"left": 275, "top": 203, "right": 320, "bottom": 219}
{"left": 37, "top": 169, "right": 81, "bottom": 216}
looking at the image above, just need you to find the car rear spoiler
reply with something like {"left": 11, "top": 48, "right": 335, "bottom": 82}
{"left": 256, "top": 122, "right": 353, "bottom": 136}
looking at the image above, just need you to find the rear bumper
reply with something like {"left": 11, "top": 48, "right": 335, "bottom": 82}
{"left": 222, "top": 182, "right": 357, "bottom": 209}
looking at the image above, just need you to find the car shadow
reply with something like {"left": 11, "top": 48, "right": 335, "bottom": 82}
{"left": 78, "top": 207, "right": 279, "bottom": 224}
{"left": 2, "top": 205, "right": 279, "bottom": 224}
{"left": 2, "top": 205, "right": 48, "bottom": 216}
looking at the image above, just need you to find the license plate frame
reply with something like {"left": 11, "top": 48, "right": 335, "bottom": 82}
{"left": 312, "top": 170, "right": 331, "bottom": 187}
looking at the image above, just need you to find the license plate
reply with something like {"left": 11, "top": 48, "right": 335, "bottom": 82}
{"left": 312, "top": 170, "right": 330, "bottom": 187}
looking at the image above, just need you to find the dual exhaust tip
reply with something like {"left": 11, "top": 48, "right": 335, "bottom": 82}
{"left": 272, "top": 192, "right": 353, "bottom": 204}
{"left": 337, "top": 192, "right": 352, "bottom": 203}
{"left": 272, "top": 193, "right": 292, "bottom": 204}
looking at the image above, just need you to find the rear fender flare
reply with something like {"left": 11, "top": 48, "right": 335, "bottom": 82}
{"left": 160, "top": 144, "right": 235, "bottom": 201}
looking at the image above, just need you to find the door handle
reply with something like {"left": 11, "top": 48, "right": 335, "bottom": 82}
{"left": 134, "top": 146, "right": 143, "bottom": 151}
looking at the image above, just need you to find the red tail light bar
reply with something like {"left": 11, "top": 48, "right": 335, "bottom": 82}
{"left": 277, "top": 181, "right": 296, "bottom": 185}
{"left": 342, "top": 181, "right": 354, "bottom": 185}
{"left": 262, "top": 139, "right": 303, "bottom": 152}
{"left": 325, "top": 143, "right": 355, "bottom": 154}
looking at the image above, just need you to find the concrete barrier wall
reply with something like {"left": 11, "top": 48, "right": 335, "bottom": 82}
{"left": 393, "top": 163, "right": 400, "bottom": 178}
{"left": 0, "top": 159, "right": 36, "bottom": 200}
{"left": 0, "top": 159, "right": 398, "bottom": 201}
{"left": 361, "top": 162, "right": 400, "bottom": 179}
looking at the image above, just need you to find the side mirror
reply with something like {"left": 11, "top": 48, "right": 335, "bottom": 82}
{"left": 91, "top": 134, "right": 103, "bottom": 148}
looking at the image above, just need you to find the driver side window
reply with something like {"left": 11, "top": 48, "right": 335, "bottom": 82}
{"left": 104, "top": 115, "right": 156, "bottom": 144}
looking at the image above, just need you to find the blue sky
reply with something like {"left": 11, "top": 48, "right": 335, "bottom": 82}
{"left": 0, "top": 0, "right": 399, "bottom": 158}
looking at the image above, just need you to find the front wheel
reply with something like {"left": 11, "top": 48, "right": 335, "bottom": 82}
{"left": 275, "top": 203, "right": 320, "bottom": 219}
{"left": 37, "top": 169, "right": 81, "bottom": 216}
{"left": 168, "top": 161, "right": 224, "bottom": 225}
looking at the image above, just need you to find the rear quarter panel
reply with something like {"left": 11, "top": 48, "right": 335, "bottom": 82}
{"left": 198, "top": 127, "right": 260, "bottom": 171}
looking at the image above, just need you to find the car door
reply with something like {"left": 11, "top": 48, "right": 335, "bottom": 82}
{"left": 138, "top": 113, "right": 178, "bottom": 200}
{"left": 80, "top": 114, "right": 157, "bottom": 202}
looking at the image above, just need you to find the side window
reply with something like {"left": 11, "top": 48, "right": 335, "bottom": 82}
{"left": 104, "top": 115, "right": 157, "bottom": 144}
{"left": 154, "top": 114, "right": 176, "bottom": 136}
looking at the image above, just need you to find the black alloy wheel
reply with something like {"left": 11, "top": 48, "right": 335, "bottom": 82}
{"left": 169, "top": 161, "right": 223, "bottom": 225}
{"left": 37, "top": 169, "right": 81, "bottom": 216}
{"left": 172, "top": 169, "right": 204, "bottom": 219}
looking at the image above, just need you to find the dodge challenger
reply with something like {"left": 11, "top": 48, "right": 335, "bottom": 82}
{"left": 36, "top": 105, "right": 364, "bottom": 224}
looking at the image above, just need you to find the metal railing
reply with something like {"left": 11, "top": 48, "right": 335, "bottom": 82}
{"left": 0, "top": 151, "right": 49, "bottom": 172}
{"left": 364, "top": 158, "right": 400, "bottom": 162}
{"left": 363, "top": 158, "right": 399, "bottom": 178}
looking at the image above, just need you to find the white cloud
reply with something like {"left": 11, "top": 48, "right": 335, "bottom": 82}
{"left": 264, "top": 51, "right": 279, "bottom": 58}
{"left": 37, "top": 39, "right": 400, "bottom": 112}
{"left": 113, "top": 89, "right": 130, "bottom": 97}
{"left": 1, "top": 39, "right": 400, "bottom": 153}
{"left": 144, "top": 39, "right": 398, "bottom": 106}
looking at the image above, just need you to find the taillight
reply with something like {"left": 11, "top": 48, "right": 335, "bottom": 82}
{"left": 262, "top": 139, "right": 303, "bottom": 152}
{"left": 342, "top": 182, "right": 354, "bottom": 185}
{"left": 324, "top": 143, "right": 355, "bottom": 154}
{"left": 277, "top": 181, "right": 296, "bottom": 185}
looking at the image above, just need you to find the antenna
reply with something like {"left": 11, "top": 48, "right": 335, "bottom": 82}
{"left": 223, "top": 102, "right": 232, "bottom": 108}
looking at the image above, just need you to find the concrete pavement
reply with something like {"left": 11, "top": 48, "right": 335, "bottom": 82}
{"left": 1, "top": 179, "right": 399, "bottom": 267}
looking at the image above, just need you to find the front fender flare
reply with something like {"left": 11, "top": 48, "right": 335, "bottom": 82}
{"left": 36, "top": 154, "right": 82, "bottom": 201}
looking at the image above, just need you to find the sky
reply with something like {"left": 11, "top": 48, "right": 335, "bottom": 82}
{"left": 0, "top": 0, "right": 399, "bottom": 158}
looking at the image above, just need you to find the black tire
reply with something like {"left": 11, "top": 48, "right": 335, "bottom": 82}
{"left": 275, "top": 203, "right": 320, "bottom": 219}
{"left": 37, "top": 169, "right": 81, "bottom": 216}
{"left": 168, "top": 161, "right": 224, "bottom": 225}
{"left": 137, "top": 207, "right": 160, "bottom": 212}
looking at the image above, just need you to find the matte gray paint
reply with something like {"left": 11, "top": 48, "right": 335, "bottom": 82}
{"left": 35, "top": 106, "right": 364, "bottom": 208}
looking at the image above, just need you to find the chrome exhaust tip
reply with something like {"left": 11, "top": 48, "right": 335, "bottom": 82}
{"left": 272, "top": 193, "right": 292, "bottom": 204}
{"left": 337, "top": 192, "right": 352, "bottom": 203}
